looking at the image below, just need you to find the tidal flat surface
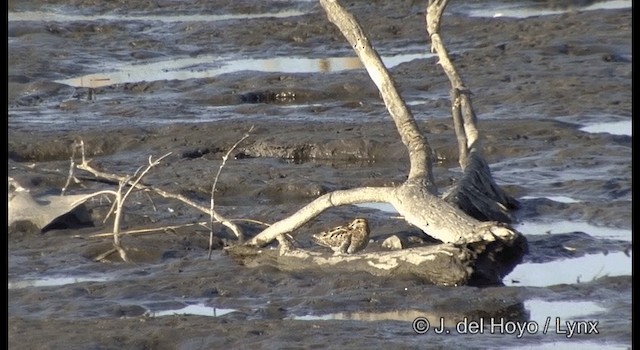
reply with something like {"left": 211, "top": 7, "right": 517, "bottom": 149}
{"left": 8, "top": 0, "right": 631, "bottom": 348}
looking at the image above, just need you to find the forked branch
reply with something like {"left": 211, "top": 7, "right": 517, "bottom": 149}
{"left": 246, "top": 0, "right": 522, "bottom": 249}
{"left": 72, "top": 139, "right": 244, "bottom": 239}
{"left": 426, "top": 0, "right": 520, "bottom": 221}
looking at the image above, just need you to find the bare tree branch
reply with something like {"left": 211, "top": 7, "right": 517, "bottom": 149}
{"left": 426, "top": 0, "right": 479, "bottom": 158}
{"left": 425, "top": 0, "right": 520, "bottom": 221}
{"left": 248, "top": 0, "right": 521, "bottom": 249}
{"left": 209, "top": 125, "right": 254, "bottom": 255}
{"left": 249, "top": 186, "right": 395, "bottom": 247}
{"left": 320, "top": 0, "right": 436, "bottom": 190}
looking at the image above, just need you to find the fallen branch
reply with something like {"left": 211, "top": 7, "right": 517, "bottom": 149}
{"left": 241, "top": 0, "right": 527, "bottom": 286}
{"left": 8, "top": 176, "right": 112, "bottom": 231}
{"left": 79, "top": 222, "right": 209, "bottom": 238}
{"left": 228, "top": 243, "right": 475, "bottom": 286}
{"left": 71, "top": 139, "right": 244, "bottom": 240}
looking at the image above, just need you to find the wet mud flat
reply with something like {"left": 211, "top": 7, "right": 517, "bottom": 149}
{"left": 8, "top": 0, "right": 631, "bottom": 348}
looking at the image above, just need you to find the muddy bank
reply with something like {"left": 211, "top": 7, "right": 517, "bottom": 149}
{"left": 8, "top": 117, "right": 631, "bottom": 227}
{"left": 8, "top": 0, "right": 631, "bottom": 348}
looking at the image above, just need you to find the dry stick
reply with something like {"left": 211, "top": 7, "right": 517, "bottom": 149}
{"left": 112, "top": 178, "right": 130, "bottom": 262}
{"left": 62, "top": 138, "right": 90, "bottom": 195}
{"left": 208, "top": 126, "right": 254, "bottom": 258}
{"left": 426, "top": 0, "right": 478, "bottom": 166}
{"left": 68, "top": 150, "right": 171, "bottom": 262}
{"left": 450, "top": 88, "right": 469, "bottom": 169}
{"left": 75, "top": 150, "right": 244, "bottom": 239}
{"left": 61, "top": 151, "right": 77, "bottom": 196}
{"left": 82, "top": 222, "right": 207, "bottom": 238}
{"left": 93, "top": 249, "right": 118, "bottom": 262}
{"left": 110, "top": 153, "right": 172, "bottom": 262}
{"left": 230, "top": 218, "right": 271, "bottom": 226}
{"left": 69, "top": 190, "right": 119, "bottom": 208}
{"left": 144, "top": 191, "right": 157, "bottom": 212}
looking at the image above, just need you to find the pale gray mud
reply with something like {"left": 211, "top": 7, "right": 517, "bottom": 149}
{"left": 8, "top": 0, "right": 632, "bottom": 349}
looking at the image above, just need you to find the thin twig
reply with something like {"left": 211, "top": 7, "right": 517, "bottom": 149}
{"left": 69, "top": 190, "right": 118, "bottom": 208}
{"left": 229, "top": 218, "right": 271, "bottom": 227}
{"left": 61, "top": 153, "right": 76, "bottom": 196}
{"left": 110, "top": 153, "right": 171, "bottom": 262}
{"left": 93, "top": 248, "right": 117, "bottom": 262}
{"left": 144, "top": 192, "right": 157, "bottom": 212}
{"left": 81, "top": 222, "right": 208, "bottom": 238}
{"left": 75, "top": 149, "right": 244, "bottom": 239}
{"left": 209, "top": 125, "right": 254, "bottom": 258}
{"left": 112, "top": 178, "right": 130, "bottom": 262}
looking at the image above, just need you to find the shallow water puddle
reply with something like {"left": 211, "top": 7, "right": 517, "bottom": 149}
{"left": 8, "top": 275, "right": 112, "bottom": 290}
{"left": 355, "top": 202, "right": 398, "bottom": 213}
{"left": 504, "top": 251, "right": 631, "bottom": 287}
{"left": 145, "top": 303, "right": 237, "bottom": 317}
{"left": 355, "top": 202, "right": 631, "bottom": 287}
{"left": 525, "top": 299, "right": 606, "bottom": 324}
{"left": 520, "top": 195, "right": 581, "bottom": 204}
{"left": 55, "top": 53, "right": 433, "bottom": 88}
{"left": 503, "top": 342, "right": 629, "bottom": 350}
{"left": 516, "top": 221, "right": 631, "bottom": 241}
{"left": 289, "top": 309, "right": 498, "bottom": 328}
{"left": 356, "top": 200, "right": 631, "bottom": 241}
{"left": 289, "top": 299, "right": 606, "bottom": 326}
{"left": 291, "top": 309, "right": 426, "bottom": 322}
{"left": 579, "top": 120, "right": 631, "bottom": 136}
{"left": 8, "top": 10, "right": 306, "bottom": 23}
{"left": 462, "top": 0, "right": 630, "bottom": 18}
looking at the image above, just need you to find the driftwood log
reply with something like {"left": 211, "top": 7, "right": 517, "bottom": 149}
{"left": 229, "top": 0, "right": 528, "bottom": 286}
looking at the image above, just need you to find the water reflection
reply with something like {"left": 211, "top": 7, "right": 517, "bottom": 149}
{"left": 579, "top": 120, "right": 631, "bottom": 136}
{"left": 291, "top": 309, "right": 433, "bottom": 322}
{"left": 524, "top": 299, "right": 606, "bottom": 324}
{"left": 355, "top": 202, "right": 632, "bottom": 287}
{"left": 463, "top": 0, "right": 630, "bottom": 18}
{"left": 503, "top": 342, "right": 629, "bottom": 350}
{"left": 520, "top": 195, "right": 581, "bottom": 203}
{"left": 8, "top": 10, "right": 305, "bottom": 23}
{"left": 289, "top": 307, "right": 526, "bottom": 327}
{"left": 145, "top": 303, "right": 237, "bottom": 317}
{"left": 290, "top": 299, "right": 607, "bottom": 325}
{"left": 55, "top": 53, "right": 433, "bottom": 88}
{"left": 8, "top": 275, "right": 111, "bottom": 289}
{"left": 355, "top": 203, "right": 632, "bottom": 241}
{"left": 516, "top": 221, "right": 631, "bottom": 241}
{"left": 504, "top": 251, "right": 631, "bottom": 287}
